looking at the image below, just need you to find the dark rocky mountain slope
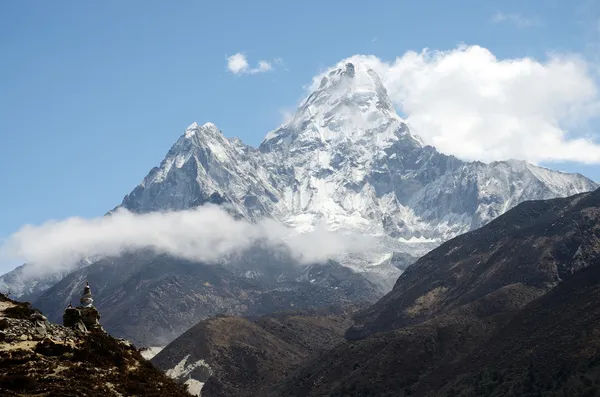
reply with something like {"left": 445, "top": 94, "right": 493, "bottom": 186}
{"left": 152, "top": 305, "right": 362, "bottom": 397}
{"left": 270, "top": 261, "right": 600, "bottom": 397}
{"left": 347, "top": 187, "right": 600, "bottom": 340}
{"left": 151, "top": 188, "right": 600, "bottom": 396}
{"left": 33, "top": 251, "right": 379, "bottom": 346}
{"left": 434, "top": 260, "right": 600, "bottom": 396}
{"left": 266, "top": 188, "right": 600, "bottom": 396}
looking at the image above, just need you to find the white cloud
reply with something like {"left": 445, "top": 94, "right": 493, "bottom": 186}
{"left": 0, "top": 205, "right": 374, "bottom": 277}
{"left": 226, "top": 53, "right": 249, "bottom": 75}
{"left": 227, "top": 52, "right": 275, "bottom": 75}
{"left": 309, "top": 46, "right": 600, "bottom": 164}
{"left": 491, "top": 12, "right": 542, "bottom": 28}
{"left": 255, "top": 60, "right": 273, "bottom": 73}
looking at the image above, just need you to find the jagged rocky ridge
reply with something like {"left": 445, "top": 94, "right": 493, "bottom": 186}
{"left": 116, "top": 61, "right": 597, "bottom": 284}
{"left": 157, "top": 187, "right": 600, "bottom": 397}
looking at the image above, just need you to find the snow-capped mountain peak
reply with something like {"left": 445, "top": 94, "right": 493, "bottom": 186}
{"left": 92, "top": 65, "right": 600, "bottom": 290}
{"left": 118, "top": 62, "right": 595, "bottom": 263}
{"left": 261, "top": 62, "right": 420, "bottom": 153}
{"left": 183, "top": 121, "right": 222, "bottom": 139}
{"left": 2, "top": 59, "right": 599, "bottom": 301}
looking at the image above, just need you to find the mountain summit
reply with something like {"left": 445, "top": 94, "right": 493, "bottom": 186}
{"left": 109, "top": 64, "right": 597, "bottom": 288}
{"left": 261, "top": 62, "right": 421, "bottom": 152}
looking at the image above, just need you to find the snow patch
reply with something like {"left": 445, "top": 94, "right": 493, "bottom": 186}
{"left": 166, "top": 354, "right": 212, "bottom": 380}
{"left": 165, "top": 354, "right": 212, "bottom": 397}
{"left": 184, "top": 378, "right": 204, "bottom": 396}
{"left": 140, "top": 346, "right": 164, "bottom": 360}
{"left": 398, "top": 236, "right": 439, "bottom": 244}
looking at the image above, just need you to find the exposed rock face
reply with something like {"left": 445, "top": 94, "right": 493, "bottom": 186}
{"left": 0, "top": 294, "right": 192, "bottom": 397}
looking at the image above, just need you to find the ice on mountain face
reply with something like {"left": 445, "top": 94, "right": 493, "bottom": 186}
{"left": 0, "top": 257, "right": 94, "bottom": 299}
{"left": 525, "top": 162, "right": 593, "bottom": 195}
{"left": 261, "top": 62, "right": 420, "bottom": 154}
{"left": 104, "top": 61, "right": 598, "bottom": 292}
{"left": 117, "top": 122, "right": 282, "bottom": 219}
{"left": 184, "top": 379, "right": 204, "bottom": 397}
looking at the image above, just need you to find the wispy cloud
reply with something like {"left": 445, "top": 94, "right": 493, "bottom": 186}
{"left": 227, "top": 52, "right": 275, "bottom": 75}
{"left": 0, "top": 205, "right": 375, "bottom": 278}
{"left": 491, "top": 12, "right": 542, "bottom": 28}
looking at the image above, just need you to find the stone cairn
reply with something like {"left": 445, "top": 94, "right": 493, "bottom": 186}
{"left": 62, "top": 281, "right": 103, "bottom": 333}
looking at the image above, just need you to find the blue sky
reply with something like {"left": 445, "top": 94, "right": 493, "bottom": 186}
{"left": 1, "top": 0, "right": 599, "bottom": 251}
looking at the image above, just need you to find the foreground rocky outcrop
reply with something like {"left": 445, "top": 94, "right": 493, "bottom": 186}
{"left": 0, "top": 294, "right": 191, "bottom": 397}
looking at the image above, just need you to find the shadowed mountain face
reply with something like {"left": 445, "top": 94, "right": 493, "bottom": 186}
{"left": 347, "top": 187, "right": 600, "bottom": 340}
{"left": 270, "top": 252, "right": 600, "bottom": 397}
{"left": 150, "top": 189, "right": 600, "bottom": 396}
{"left": 32, "top": 250, "right": 380, "bottom": 346}
{"left": 152, "top": 306, "right": 363, "bottom": 397}
{"left": 265, "top": 188, "right": 600, "bottom": 397}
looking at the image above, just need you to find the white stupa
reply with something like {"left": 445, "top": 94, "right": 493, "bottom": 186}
{"left": 80, "top": 281, "right": 94, "bottom": 308}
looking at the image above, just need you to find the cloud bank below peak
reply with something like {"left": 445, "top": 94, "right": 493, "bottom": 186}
{"left": 0, "top": 205, "right": 375, "bottom": 278}
{"left": 307, "top": 45, "right": 600, "bottom": 165}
